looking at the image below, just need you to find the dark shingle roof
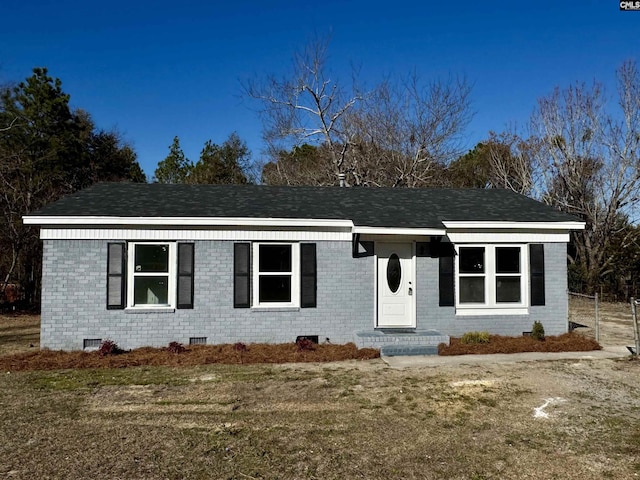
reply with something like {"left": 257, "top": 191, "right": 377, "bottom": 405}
{"left": 29, "top": 183, "right": 578, "bottom": 228}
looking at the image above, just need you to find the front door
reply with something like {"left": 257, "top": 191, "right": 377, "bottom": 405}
{"left": 377, "top": 242, "right": 415, "bottom": 328}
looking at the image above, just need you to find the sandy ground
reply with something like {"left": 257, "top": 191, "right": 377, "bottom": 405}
{"left": 569, "top": 296, "right": 638, "bottom": 348}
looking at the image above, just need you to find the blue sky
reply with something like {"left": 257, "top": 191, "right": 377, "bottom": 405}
{"left": 1, "top": 0, "right": 638, "bottom": 180}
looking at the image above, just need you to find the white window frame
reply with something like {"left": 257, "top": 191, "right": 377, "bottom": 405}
{"left": 127, "top": 242, "right": 176, "bottom": 309}
{"left": 455, "top": 244, "right": 528, "bottom": 316}
{"left": 252, "top": 242, "right": 300, "bottom": 308}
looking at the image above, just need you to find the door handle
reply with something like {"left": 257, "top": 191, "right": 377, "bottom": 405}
{"left": 408, "top": 287, "right": 413, "bottom": 296}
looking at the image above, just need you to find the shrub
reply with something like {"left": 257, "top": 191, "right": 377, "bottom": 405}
{"left": 166, "top": 341, "right": 186, "bottom": 354}
{"left": 531, "top": 321, "right": 545, "bottom": 341}
{"left": 460, "top": 331, "right": 490, "bottom": 345}
{"left": 233, "top": 342, "right": 248, "bottom": 352}
{"left": 98, "top": 339, "right": 123, "bottom": 356}
{"left": 296, "top": 338, "right": 315, "bottom": 351}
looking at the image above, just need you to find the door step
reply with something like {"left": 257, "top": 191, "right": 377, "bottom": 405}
{"left": 354, "top": 329, "right": 449, "bottom": 356}
{"left": 380, "top": 345, "right": 440, "bottom": 356}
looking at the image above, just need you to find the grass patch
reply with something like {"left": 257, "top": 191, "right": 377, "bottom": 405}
{"left": 0, "top": 313, "right": 39, "bottom": 356}
{"left": 0, "top": 358, "right": 638, "bottom": 478}
{"left": 439, "top": 332, "right": 601, "bottom": 355}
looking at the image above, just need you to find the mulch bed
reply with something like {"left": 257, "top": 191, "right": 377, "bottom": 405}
{"left": 0, "top": 342, "right": 380, "bottom": 372}
{"left": 438, "top": 332, "right": 601, "bottom": 356}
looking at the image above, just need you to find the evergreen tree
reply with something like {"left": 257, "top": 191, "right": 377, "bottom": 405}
{"left": 154, "top": 136, "right": 192, "bottom": 183}
{"left": 188, "top": 133, "right": 249, "bottom": 184}
{"left": 0, "top": 67, "right": 145, "bottom": 305}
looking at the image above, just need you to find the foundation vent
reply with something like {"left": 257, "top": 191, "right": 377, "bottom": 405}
{"left": 83, "top": 338, "right": 102, "bottom": 349}
{"left": 189, "top": 337, "right": 207, "bottom": 345}
{"left": 296, "top": 335, "right": 319, "bottom": 344}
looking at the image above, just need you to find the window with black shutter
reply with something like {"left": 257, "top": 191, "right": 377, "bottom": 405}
{"left": 107, "top": 243, "right": 126, "bottom": 309}
{"left": 439, "top": 255, "right": 455, "bottom": 307}
{"left": 234, "top": 243, "right": 251, "bottom": 308}
{"left": 529, "top": 244, "right": 545, "bottom": 306}
{"left": 177, "top": 243, "right": 194, "bottom": 309}
{"left": 300, "top": 243, "right": 317, "bottom": 308}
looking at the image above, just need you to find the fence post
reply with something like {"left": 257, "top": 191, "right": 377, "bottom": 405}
{"left": 595, "top": 292, "right": 599, "bottom": 343}
{"left": 633, "top": 298, "right": 640, "bottom": 357}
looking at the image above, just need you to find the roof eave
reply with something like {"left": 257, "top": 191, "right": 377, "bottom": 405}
{"left": 352, "top": 226, "right": 446, "bottom": 236}
{"left": 23, "top": 216, "right": 355, "bottom": 229}
{"left": 442, "top": 221, "right": 585, "bottom": 230}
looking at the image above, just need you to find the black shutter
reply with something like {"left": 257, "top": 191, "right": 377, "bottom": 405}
{"left": 177, "top": 243, "right": 194, "bottom": 309}
{"left": 107, "top": 243, "right": 125, "bottom": 309}
{"left": 530, "top": 244, "right": 545, "bottom": 306}
{"left": 300, "top": 243, "right": 317, "bottom": 308}
{"left": 439, "top": 255, "right": 455, "bottom": 307}
{"left": 234, "top": 243, "right": 250, "bottom": 308}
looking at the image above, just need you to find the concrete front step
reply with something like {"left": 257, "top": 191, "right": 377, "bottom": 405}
{"left": 354, "top": 329, "right": 449, "bottom": 356}
{"left": 380, "top": 345, "right": 440, "bottom": 356}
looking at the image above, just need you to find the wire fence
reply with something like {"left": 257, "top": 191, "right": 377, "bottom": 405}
{"left": 630, "top": 298, "right": 640, "bottom": 356}
{"left": 569, "top": 291, "right": 640, "bottom": 355}
{"left": 568, "top": 291, "right": 600, "bottom": 342}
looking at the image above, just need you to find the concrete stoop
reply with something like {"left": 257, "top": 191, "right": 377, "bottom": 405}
{"left": 354, "top": 329, "right": 450, "bottom": 356}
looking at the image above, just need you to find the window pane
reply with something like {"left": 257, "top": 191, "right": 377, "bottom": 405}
{"left": 134, "top": 276, "right": 169, "bottom": 305}
{"left": 496, "top": 277, "right": 521, "bottom": 303}
{"left": 259, "top": 275, "right": 291, "bottom": 302}
{"left": 135, "top": 244, "right": 169, "bottom": 273}
{"left": 459, "top": 277, "right": 485, "bottom": 303}
{"left": 259, "top": 245, "right": 292, "bottom": 272}
{"left": 459, "top": 247, "right": 484, "bottom": 273}
{"left": 386, "top": 253, "right": 402, "bottom": 293}
{"left": 496, "top": 247, "right": 520, "bottom": 274}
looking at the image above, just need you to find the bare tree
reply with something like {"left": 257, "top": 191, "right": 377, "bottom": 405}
{"left": 485, "top": 131, "right": 536, "bottom": 195}
{"left": 530, "top": 60, "right": 640, "bottom": 291}
{"left": 246, "top": 37, "right": 473, "bottom": 187}
{"left": 245, "top": 37, "right": 360, "bottom": 185}
{"left": 347, "top": 74, "right": 472, "bottom": 187}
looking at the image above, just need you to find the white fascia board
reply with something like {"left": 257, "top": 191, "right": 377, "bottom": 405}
{"left": 23, "top": 215, "right": 355, "bottom": 229}
{"left": 442, "top": 221, "right": 585, "bottom": 230}
{"left": 447, "top": 232, "right": 570, "bottom": 243}
{"left": 353, "top": 226, "right": 446, "bottom": 236}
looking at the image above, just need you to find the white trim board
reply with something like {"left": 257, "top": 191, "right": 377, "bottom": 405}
{"left": 353, "top": 226, "right": 445, "bottom": 236}
{"left": 447, "top": 232, "right": 570, "bottom": 243}
{"left": 24, "top": 215, "right": 354, "bottom": 228}
{"left": 40, "top": 228, "right": 351, "bottom": 242}
{"left": 443, "top": 221, "right": 585, "bottom": 230}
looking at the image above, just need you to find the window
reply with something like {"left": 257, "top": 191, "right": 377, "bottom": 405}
{"left": 128, "top": 242, "right": 176, "bottom": 308}
{"left": 253, "top": 243, "right": 300, "bottom": 307}
{"left": 107, "top": 242, "right": 194, "bottom": 310}
{"left": 495, "top": 247, "right": 521, "bottom": 303}
{"left": 456, "top": 245, "right": 527, "bottom": 312}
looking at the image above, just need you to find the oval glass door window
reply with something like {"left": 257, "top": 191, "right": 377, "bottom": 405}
{"left": 387, "top": 253, "right": 402, "bottom": 293}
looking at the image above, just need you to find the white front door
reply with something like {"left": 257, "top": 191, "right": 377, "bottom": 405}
{"left": 377, "top": 242, "right": 415, "bottom": 328}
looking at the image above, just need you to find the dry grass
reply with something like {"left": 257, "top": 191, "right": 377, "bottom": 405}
{"left": 0, "top": 311, "right": 639, "bottom": 478}
{"left": 1, "top": 358, "right": 639, "bottom": 479}
{"left": 0, "top": 313, "right": 39, "bottom": 356}
{"left": 439, "top": 332, "right": 602, "bottom": 356}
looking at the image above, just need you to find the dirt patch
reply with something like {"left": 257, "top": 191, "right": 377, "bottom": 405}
{"left": 1, "top": 358, "right": 638, "bottom": 479}
{"left": 569, "top": 296, "right": 637, "bottom": 346}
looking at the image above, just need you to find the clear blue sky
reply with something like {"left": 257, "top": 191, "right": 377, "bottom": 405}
{"left": 1, "top": 0, "right": 638, "bottom": 180}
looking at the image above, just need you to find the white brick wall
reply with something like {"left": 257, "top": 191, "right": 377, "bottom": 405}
{"left": 40, "top": 240, "right": 568, "bottom": 350}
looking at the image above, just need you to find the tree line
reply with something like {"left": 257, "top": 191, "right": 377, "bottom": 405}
{"left": 2, "top": 39, "right": 640, "bottom": 307}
